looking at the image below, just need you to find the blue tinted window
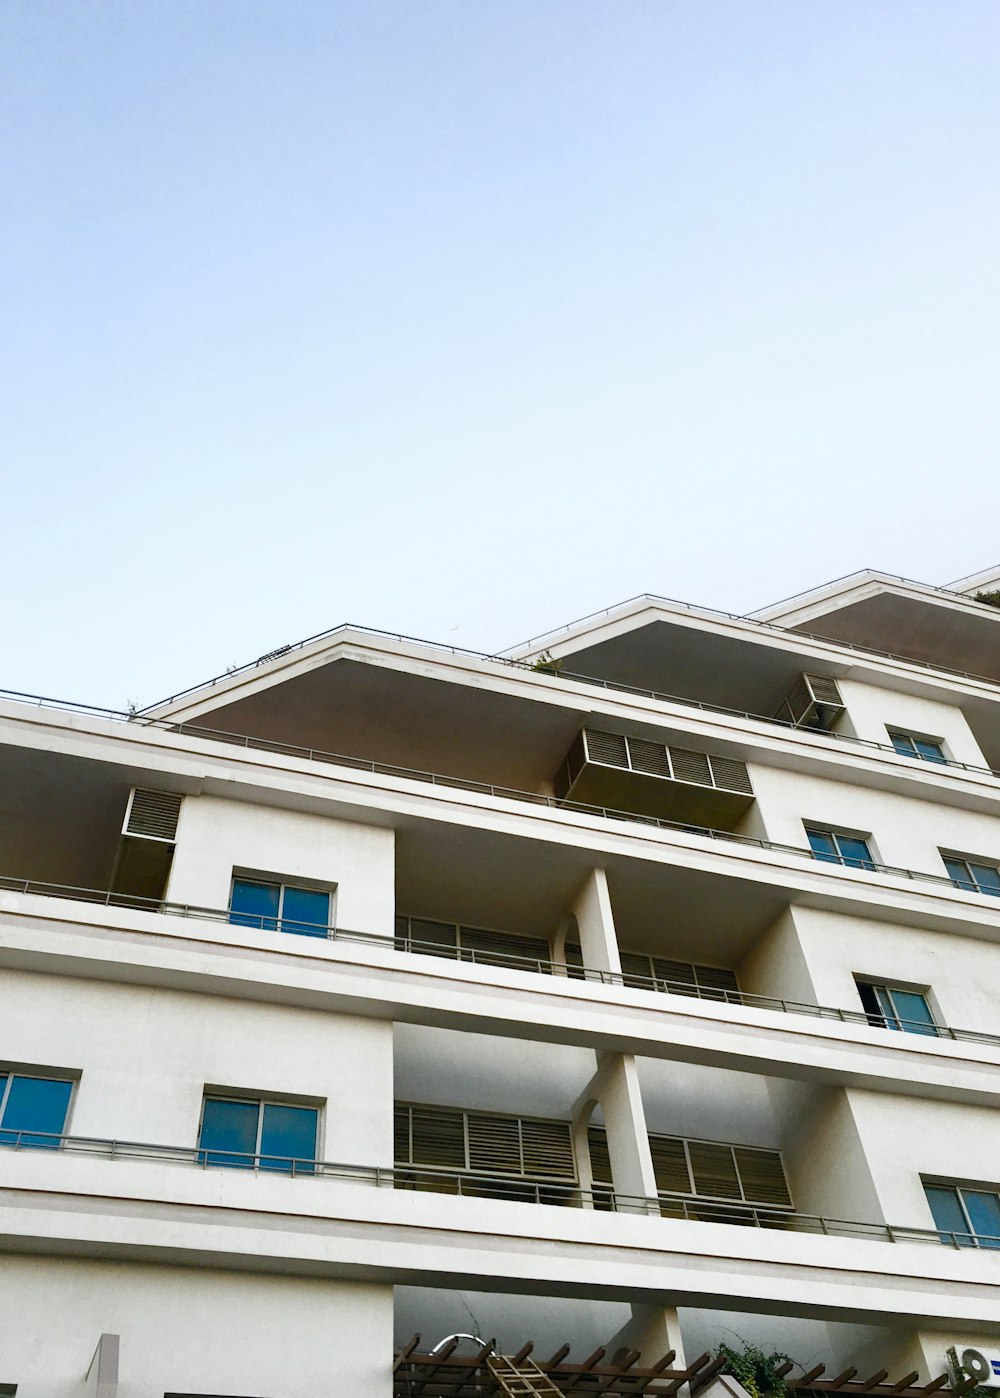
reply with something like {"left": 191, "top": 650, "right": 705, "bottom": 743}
{"left": 925, "top": 1185, "right": 971, "bottom": 1245}
{"left": 891, "top": 989, "right": 937, "bottom": 1035}
{"left": 259, "top": 1103, "right": 318, "bottom": 1174}
{"left": 970, "top": 862, "right": 1000, "bottom": 896}
{"left": 230, "top": 880, "right": 280, "bottom": 931}
{"left": 890, "top": 734, "right": 916, "bottom": 757}
{"left": 281, "top": 887, "right": 329, "bottom": 938}
{"left": 807, "top": 830, "right": 839, "bottom": 863}
{"left": 199, "top": 1098, "right": 259, "bottom": 1168}
{"left": 914, "top": 738, "right": 946, "bottom": 764}
{"left": 963, "top": 1191, "right": 1000, "bottom": 1248}
{"left": 0, "top": 1076, "right": 73, "bottom": 1149}
{"left": 944, "top": 858, "right": 975, "bottom": 890}
{"left": 836, "top": 835, "right": 874, "bottom": 869}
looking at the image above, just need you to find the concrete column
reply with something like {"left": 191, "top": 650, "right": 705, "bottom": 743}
{"left": 573, "top": 1051, "right": 658, "bottom": 1206}
{"left": 86, "top": 1333, "right": 119, "bottom": 1397}
{"left": 571, "top": 867, "right": 622, "bottom": 976}
{"left": 606, "top": 1303, "right": 687, "bottom": 1369}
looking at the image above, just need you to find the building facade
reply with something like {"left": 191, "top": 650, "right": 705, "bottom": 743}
{"left": 4, "top": 566, "right": 1000, "bottom": 1395}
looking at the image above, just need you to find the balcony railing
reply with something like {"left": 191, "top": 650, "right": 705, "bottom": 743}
{"left": 0, "top": 1130, "right": 996, "bottom": 1252}
{"left": 5, "top": 873, "right": 1000, "bottom": 1051}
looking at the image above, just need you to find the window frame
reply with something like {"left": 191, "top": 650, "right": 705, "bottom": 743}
{"left": 228, "top": 872, "right": 336, "bottom": 937}
{"left": 941, "top": 852, "right": 1000, "bottom": 897}
{"left": 805, "top": 825, "right": 877, "bottom": 871}
{"left": 0, "top": 1069, "right": 77, "bottom": 1148}
{"left": 886, "top": 729, "right": 948, "bottom": 764}
{"left": 923, "top": 1180, "right": 1000, "bottom": 1248}
{"left": 197, "top": 1091, "right": 322, "bottom": 1172}
{"left": 854, "top": 979, "right": 939, "bottom": 1036}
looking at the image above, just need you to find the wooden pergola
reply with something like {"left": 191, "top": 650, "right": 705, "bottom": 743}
{"left": 393, "top": 1335, "right": 957, "bottom": 1398}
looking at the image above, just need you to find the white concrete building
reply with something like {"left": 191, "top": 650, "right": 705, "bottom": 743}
{"left": 4, "top": 567, "right": 1000, "bottom": 1396}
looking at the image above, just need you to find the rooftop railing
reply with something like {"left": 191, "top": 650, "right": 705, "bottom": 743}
{"left": 0, "top": 1130, "right": 994, "bottom": 1252}
{"left": 4, "top": 873, "right": 1000, "bottom": 1052}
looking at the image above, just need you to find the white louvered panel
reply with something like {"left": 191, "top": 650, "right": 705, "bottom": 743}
{"left": 707, "top": 754, "right": 753, "bottom": 795}
{"left": 587, "top": 1126, "right": 614, "bottom": 1185}
{"left": 460, "top": 926, "right": 550, "bottom": 967}
{"left": 406, "top": 1106, "right": 467, "bottom": 1169}
{"left": 687, "top": 1141, "right": 742, "bottom": 1200}
{"left": 583, "top": 729, "right": 629, "bottom": 769}
{"left": 626, "top": 736, "right": 672, "bottom": 778}
{"left": 734, "top": 1146, "right": 793, "bottom": 1207}
{"left": 649, "top": 1135, "right": 692, "bottom": 1195}
{"left": 124, "top": 788, "right": 182, "bottom": 841}
{"left": 467, "top": 1113, "right": 522, "bottom": 1175}
{"left": 520, "top": 1119, "right": 575, "bottom": 1179}
{"left": 806, "top": 674, "right": 844, "bottom": 705}
{"left": 667, "top": 747, "right": 713, "bottom": 787}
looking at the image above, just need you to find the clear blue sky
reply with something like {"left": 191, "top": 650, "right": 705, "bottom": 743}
{"left": 3, "top": 1, "right": 999, "bottom": 709}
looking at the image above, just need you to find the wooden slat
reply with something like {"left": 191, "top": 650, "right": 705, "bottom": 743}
{"left": 892, "top": 1375, "right": 920, "bottom": 1394}
{"left": 859, "top": 1371, "right": 891, "bottom": 1392}
{"left": 825, "top": 1369, "right": 859, "bottom": 1388}
{"left": 393, "top": 1333, "right": 421, "bottom": 1373}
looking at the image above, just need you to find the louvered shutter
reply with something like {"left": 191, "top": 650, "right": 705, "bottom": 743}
{"left": 520, "top": 1119, "right": 575, "bottom": 1179}
{"left": 460, "top": 926, "right": 550, "bottom": 969}
{"left": 651, "top": 959, "right": 700, "bottom": 993}
{"left": 407, "top": 1106, "right": 467, "bottom": 1169}
{"left": 587, "top": 1126, "right": 613, "bottom": 1185}
{"left": 563, "top": 943, "right": 586, "bottom": 980}
{"left": 584, "top": 730, "right": 629, "bottom": 768}
{"left": 669, "top": 748, "right": 713, "bottom": 786}
{"left": 688, "top": 1141, "right": 742, "bottom": 1200}
{"left": 649, "top": 1136, "right": 692, "bottom": 1195}
{"left": 694, "top": 964, "right": 740, "bottom": 999}
{"left": 620, "top": 951, "right": 653, "bottom": 986}
{"left": 401, "top": 918, "right": 459, "bottom": 955}
{"left": 125, "top": 789, "right": 182, "bottom": 841}
{"left": 734, "top": 1147, "right": 792, "bottom": 1208}
{"left": 467, "top": 1113, "right": 521, "bottom": 1174}
{"left": 626, "top": 737, "right": 672, "bottom": 778}
{"left": 707, "top": 755, "right": 753, "bottom": 795}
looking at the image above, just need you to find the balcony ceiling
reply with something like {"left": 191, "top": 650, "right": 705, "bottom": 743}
{"left": 180, "top": 658, "right": 586, "bottom": 792}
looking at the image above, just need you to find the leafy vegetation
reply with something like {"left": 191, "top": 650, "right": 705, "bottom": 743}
{"left": 973, "top": 589, "right": 1000, "bottom": 609}
{"left": 716, "top": 1340, "right": 793, "bottom": 1398}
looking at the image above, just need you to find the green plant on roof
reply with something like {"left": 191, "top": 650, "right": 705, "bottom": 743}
{"left": 973, "top": 589, "right": 1000, "bottom": 609}
{"left": 530, "top": 650, "right": 565, "bottom": 675}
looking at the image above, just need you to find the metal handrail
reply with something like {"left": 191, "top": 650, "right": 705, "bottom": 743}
{"left": 5, "top": 872, "right": 1000, "bottom": 1051}
{"left": 0, "top": 1130, "right": 994, "bottom": 1251}
{"left": 4, "top": 640, "right": 1000, "bottom": 781}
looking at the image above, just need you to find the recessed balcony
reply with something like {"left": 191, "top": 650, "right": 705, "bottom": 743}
{"left": 554, "top": 727, "right": 755, "bottom": 829}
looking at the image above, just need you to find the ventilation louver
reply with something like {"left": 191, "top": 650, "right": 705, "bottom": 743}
{"left": 588, "top": 1126, "right": 791, "bottom": 1210}
{"left": 775, "top": 674, "right": 846, "bottom": 731}
{"left": 123, "top": 789, "right": 183, "bottom": 842}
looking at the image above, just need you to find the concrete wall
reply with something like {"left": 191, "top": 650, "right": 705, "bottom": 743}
{"left": 837, "top": 679, "right": 988, "bottom": 768}
{"left": 1, "top": 967, "right": 394, "bottom": 1166}
{"left": 748, "top": 764, "right": 1000, "bottom": 875}
{"left": 0, "top": 1255, "right": 392, "bottom": 1398}
{"left": 166, "top": 794, "right": 396, "bottom": 934}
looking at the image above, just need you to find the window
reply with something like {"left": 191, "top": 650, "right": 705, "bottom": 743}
{"left": 925, "top": 1183, "right": 1000, "bottom": 1248}
{"left": 943, "top": 856, "right": 1000, "bottom": 897}
{"left": 589, "top": 1127, "right": 792, "bottom": 1213}
{"left": 564, "top": 945, "right": 740, "bottom": 999}
{"left": 198, "top": 1096, "right": 319, "bottom": 1174}
{"left": 229, "top": 878, "right": 331, "bottom": 937}
{"left": 855, "top": 981, "right": 938, "bottom": 1036}
{"left": 888, "top": 732, "right": 947, "bottom": 764}
{"left": 0, "top": 1073, "right": 73, "bottom": 1149}
{"left": 806, "top": 828, "right": 875, "bottom": 870}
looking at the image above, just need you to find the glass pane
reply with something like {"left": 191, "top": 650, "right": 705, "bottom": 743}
{"left": 230, "top": 880, "right": 280, "bottom": 932}
{"left": 944, "top": 858, "right": 975, "bottom": 891}
{"left": 836, "top": 836, "right": 874, "bottom": 870}
{"left": 914, "top": 738, "right": 946, "bottom": 764}
{"left": 890, "top": 989, "right": 937, "bottom": 1036}
{"left": 925, "top": 1185, "right": 972, "bottom": 1245}
{"left": 260, "top": 1103, "right": 318, "bottom": 1174}
{"left": 807, "top": 830, "right": 839, "bottom": 863}
{"left": 970, "top": 863, "right": 1000, "bottom": 897}
{"left": 856, "top": 981, "right": 885, "bottom": 1026}
{"left": 874, "top": 985, "right": 898, "bottom": 1028}
{"left": 890, "top": 734, "right": 916, "bottom": 757}
{"left": 280, "top": 886, "right": 329, "bottom": 937}
{"left": 963, "top": 1191, "right": 1000, "bottom": 1249}
{"left": 0, "top": 1076, "right": 73, "bottom": 1149}
{"left": 199, "top": 1098, "right": 259, "bottom": 1168}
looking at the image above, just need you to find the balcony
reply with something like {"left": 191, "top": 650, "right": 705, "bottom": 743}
{"left": 554, "top": 728, "right": 755, "bottom": 830}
